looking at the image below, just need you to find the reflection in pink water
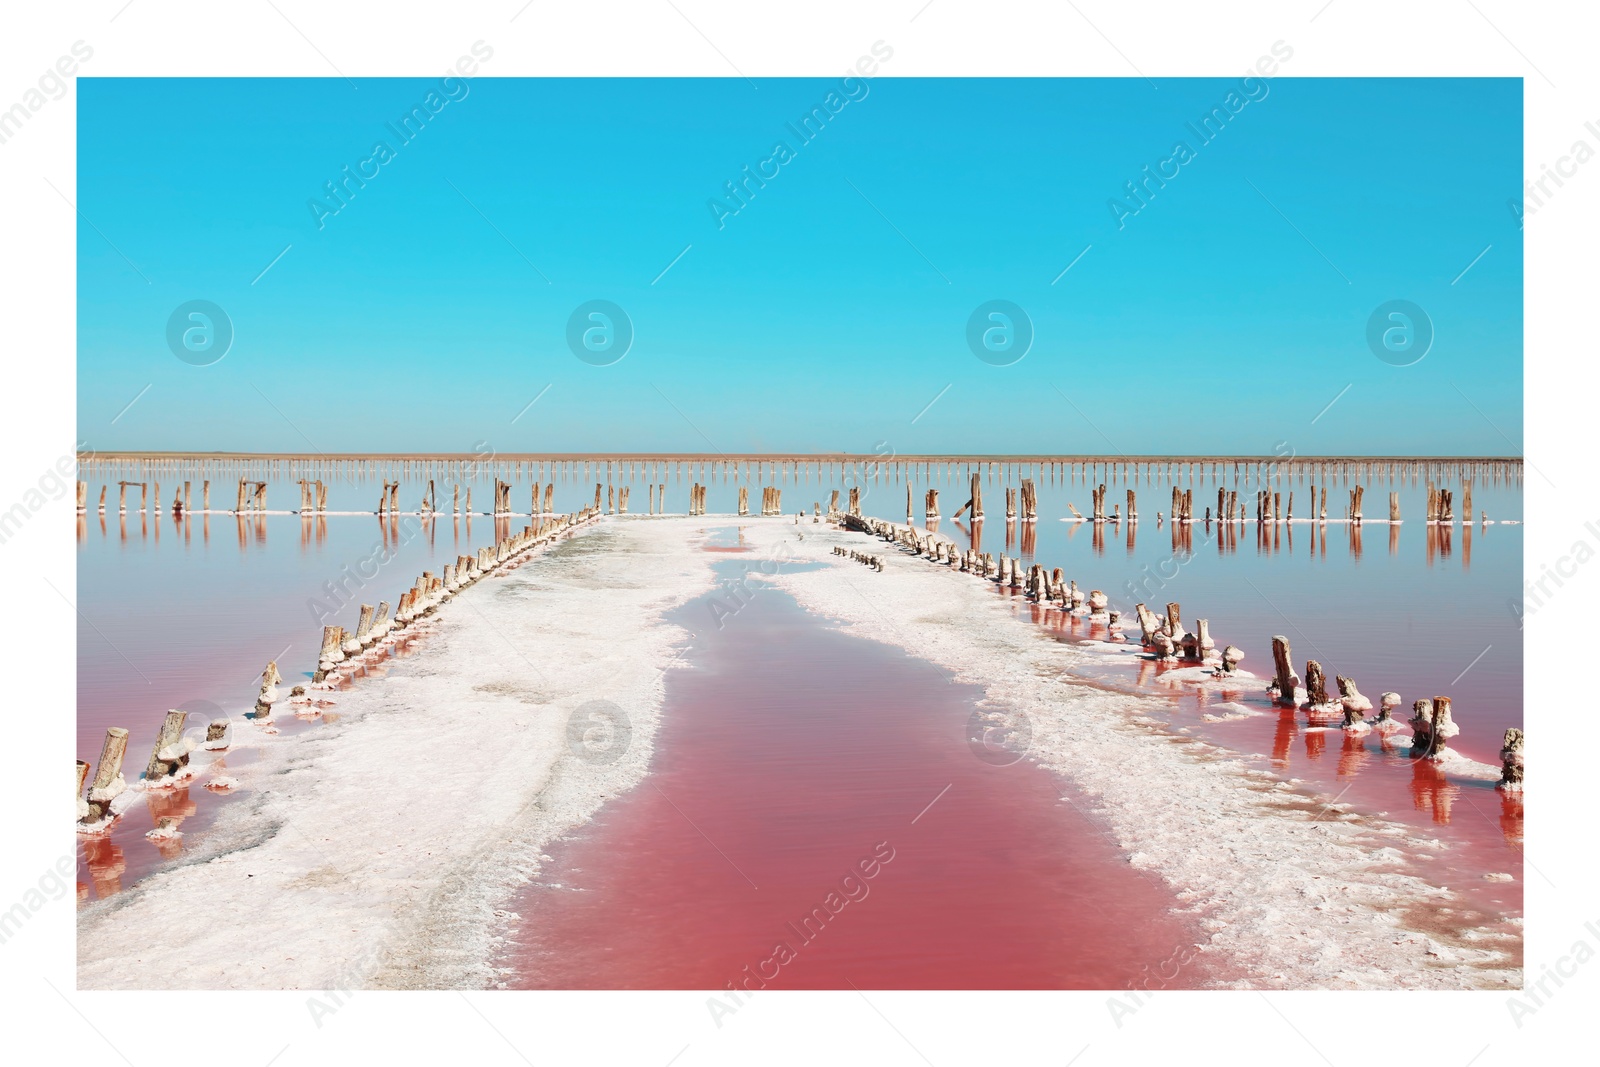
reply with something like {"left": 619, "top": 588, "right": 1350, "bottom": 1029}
{"left": 504, "top": 561, "right": 1212, "bottom": 990}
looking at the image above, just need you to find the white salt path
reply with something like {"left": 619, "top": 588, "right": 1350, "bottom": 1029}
{"left": 77, "top": 518, "right": 715, "bottom": 990}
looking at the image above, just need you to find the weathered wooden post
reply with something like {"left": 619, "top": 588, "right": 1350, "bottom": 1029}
{"left": 1352, "top": 485, "right": 1364, "bottom": 524}
{"left": 926, "top": 488, "right": 940, "bottom": 518}
{"left": 1270, "top": 636, "right": 1297, "bottom": 705}
{"left": 76, "top": 481, "right": 87, "bottom": 513}
{"left": 972, "top": 473, "right": 984, "bottom": 520}
{"left": 1304, "top": 660, "right": 1330, "bottom": 707}
{"left": 1389, "top": 492, "right": 1400, "bottom": 523}
{"left": 1337, "top": 675, "right": 1372, "bottom": 725}
{"left": 1462, "top": 482, "right": 1473, "bottom": 527}
{"left": 1498, "top": 728, "right": 1524, "bottom": 788}
{"left": 81, "top": 727, "right": 129, "bottom": 826}
{"left": 144, "top": 709, "right": 191, "bottom": 782}
{"left": 97, "top": 485, "right": 107, "bottom": 514}
{"left": 203, "top": 480, "right": 210, "bottom": 511}
{"left": 1409, "top": 699, "right": 1435, "bottom": 756}
{"left": 254, "top": 660, "right": 283, "bottom": 715}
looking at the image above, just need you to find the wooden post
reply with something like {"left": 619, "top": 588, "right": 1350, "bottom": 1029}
{"left": 1337, "top": 675, "right": 1372, "bottom": 725}
{"left": 546, "top": 484, "right": 555, "bottom": 513}
{"left": 144, "top": 709, "right": 190, "bottom": 782}
{"left": 907, "top": 482, "right": 914, "bottom": 523}
{"left": 1498, "top": 728, "right": 1524, "bottom": 789}
{"left": 1270, "top": 636, "right": 1296, "bottom": 704}
{"left": 1389, "top": 492, "right": 1400, "bottom": 523}
{"left": 203, "top": 480, "right": 210, "bottom": 511}
{"left": 972, "top": 473, "right": 984, "bottom": 520}
{"left": 1462, "top": 482, "right": 1473, "bottom": 527}
{"left": 81, "top": 727, "right": 129, "bottom": 824}
{"left": 1409, "top": 699, "right": 1435, "bottom": 757}
{"left": 98, "top": 485, "right": 106, "bottom": 514}
{"left": 76, "top": 481, "right": 87, "bottom": 513}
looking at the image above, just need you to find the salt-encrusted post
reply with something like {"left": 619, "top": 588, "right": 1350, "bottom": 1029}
{"left": 906, "top": 482, "right": 914, "bottom": 523}
{"left": 1352, "top": 485, "right": 1364, "bottom": 524}
{"left": 76, "top": 481, "right": 87, "bottom": 513}
{"left": 739, "top": 486, "right": 749, "bottom": 516}
{"left": 594, "top": 483, "right": 603, "bottom": 510}
{"left": 546, "top": 484, "right": 555, "bottom": 513}
{"left": 1127, "top": 488, "right": 1137, "bottom": 522}
{"left": 926, "top": 488, "right": 940, "bottom": 519}
{"left": 255, "top": 660, "right": 282, "bottom": 715}
{"left": 1337, "top": 675, "right": 1371, "bottom": 725}
{"left": 972, "top": 473, "right": 984, "bottom": 520}
{"left": 81, "top": 727, "right": 129, "bottom": 825}
{"left": 98, "top": 485, "right": 106, "bottom": 514}
{"left": 1498, "top": 728, "right": 1524, "bottom": 788}
{"left": 1409, "top": 699, "right": 1435, "bottom": 756}
{"left": 144, "top": 709, "right": 190, "bottom": 782}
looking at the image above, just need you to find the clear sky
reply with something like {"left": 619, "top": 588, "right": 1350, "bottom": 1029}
{"left": 77, "top": 74, "right": 1522, "bottom": 456}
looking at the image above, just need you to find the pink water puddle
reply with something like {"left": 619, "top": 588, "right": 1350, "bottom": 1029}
{"left": 503, "top": 556, "right": 1214, "bottom": 990}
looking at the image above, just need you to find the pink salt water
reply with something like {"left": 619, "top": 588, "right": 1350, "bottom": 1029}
{"left": 502, "top": 553, "right": 1212, "bottom": 989}
{"left": 77, "top": 461, "right": 1522, "bottom": 969}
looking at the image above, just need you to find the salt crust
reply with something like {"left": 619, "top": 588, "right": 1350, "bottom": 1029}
{"left": 77, "top": 518, "right": 717, "bottom": 990}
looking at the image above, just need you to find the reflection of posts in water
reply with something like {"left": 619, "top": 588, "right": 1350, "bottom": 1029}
{"left": 1348, "top": 522, "right": 1362, "bottom": 560}
{"left": 1127, "top": 515, "right": 1137, "bottom": 556}
{"left": 202, "top": 513, "right": 209, "bottom": 543}
{"left": 99, "top": 511, "right": 107, "bottom": 538}
{"left": 1092, "top": 519, "right": 1105, "bottom": 555}
{"left": 1005, "top": 519, "right": 1015, "bottom": 550}
{"left": 1389, "top": 522, "right": 1400, "bottom": 556}
{"left": 1498, "top": 789, "right": 1524, "bottom": 846}
{"left": 1303, "top": 725, "right": 1326, "bottom": 760}
{"left": 1019, "top": 519, "right": 1035, "bottom": 558}
{"left": 1271, "top": 709, "right": 1296, "bottom": 765}
{"left": 83, "top": 836, "right": 126, "bottom": 898}
{"left": 1462, "top": 523, "right": 1471, "bottom": 569}
{"left": 77, "top": 513, "right": 86, "bottom": 543}
{"left": 1409, "top": 758, "right": 1456, "bottom": 824}
{"left": 236, "top": 514, "right": 247, "bottom": 550}
{"left": 1336, "top": 730, "right": 1370, "bottom": 778}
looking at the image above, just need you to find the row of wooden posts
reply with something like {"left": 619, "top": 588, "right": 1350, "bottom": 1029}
{"left": 76, "top": 505, "right": 604, "bottom": 835}
{"left": 839, "top": 511, "right": 1524, "bottom": 790}
{"left": 833, "top": 546, "right": 884, "bottom": 571}
{"left": 73, "top": 478, "right": 838, "bottom": 519}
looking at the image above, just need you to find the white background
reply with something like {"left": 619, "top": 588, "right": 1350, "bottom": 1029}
{"left": 1, "top": 1, "right": 1584, "bottom": 1063}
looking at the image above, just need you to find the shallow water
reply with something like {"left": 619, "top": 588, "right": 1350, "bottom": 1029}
{"left": 75, "top": 458, "right": 1522, "bottom": 927}
{"left": 501, "top": 553, "right": 1210, "bottom": 989}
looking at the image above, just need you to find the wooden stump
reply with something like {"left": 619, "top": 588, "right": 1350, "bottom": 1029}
{"left": 1498, "top": 728, "right": 1524, "bottom": 788}
{"left": 144, "top": 709, "right": 191, "bottom": 782}
{"left": 1270, "top": 635, "right": 1297, "bottom": 704}
{"left": 1305, "top": 660, "right": 1330, "bottom": 707}
{"left": 81, "top": 727, "right": 129, "bottom": 825}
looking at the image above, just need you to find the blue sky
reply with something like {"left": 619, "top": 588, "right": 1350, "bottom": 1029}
{"left": 77, "top": 75, "right": 1522, "bottom": 456}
